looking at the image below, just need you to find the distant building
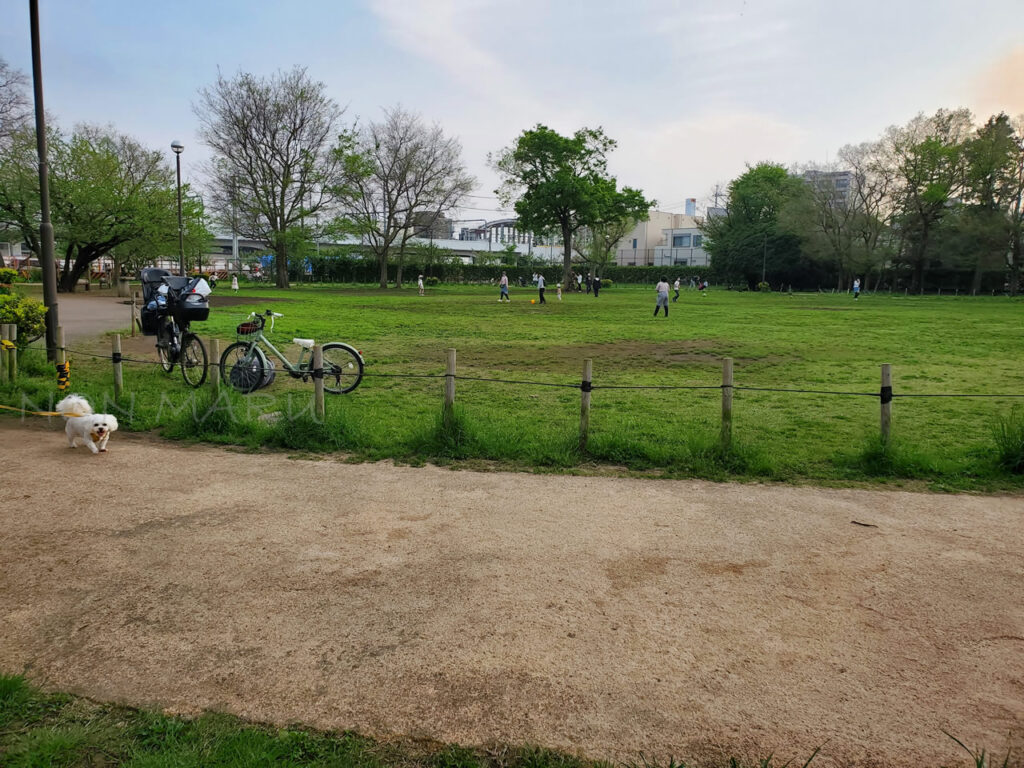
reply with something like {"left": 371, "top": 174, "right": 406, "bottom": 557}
{"left": 410, "top": 213, "right": 455, "bottom": 240}
{"left": 613, "top": 211, "right": 694, "bottom": 266}
{"left": 802, "top": 169, "right": 854, "bottom": 204}
{"left": 653, "top": 219, "right": 710, "bottom": 267}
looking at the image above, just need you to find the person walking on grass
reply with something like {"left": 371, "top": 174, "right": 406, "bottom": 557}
{"left": 499, "top": 271, "right": 510, "bottom": 302}
{"left": 537, "top": 273, "right": 546, "bottom": 304}
{"left": 853, "top": 277, "right": 861, "bottom": 299}
{"left": 593, "top": 273, "right": 601, "bottom": 297}
{"left": 418, "top": 274, "right": 425, "bottom": 296}
{"left": 654, "top": 276, "right": 670, "bottom": 317}
{"left": 231, "top": 273, "right": 239, "bottom": 293}
{"left": 673, "top": 277, "right": 680, "bottom": 302}
{"left": 556, "top": 282, "right": 562, "bottom": 301}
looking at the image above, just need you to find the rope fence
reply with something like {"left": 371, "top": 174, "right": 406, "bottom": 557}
{"left": 4, "top": 327, "right": 1023, "bottom": 452}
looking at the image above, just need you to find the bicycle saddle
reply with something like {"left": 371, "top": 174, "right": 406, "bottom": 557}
{"left": 293, "top": 338, "right": 315, "bottom": 349}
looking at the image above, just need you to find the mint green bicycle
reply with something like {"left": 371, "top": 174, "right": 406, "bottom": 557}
{"left": 219, "top": 309, "right": 364, "bottom": 394}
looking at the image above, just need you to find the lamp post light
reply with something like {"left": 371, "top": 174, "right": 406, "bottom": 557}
{"left": 171, "top": 140, "right": 184, "bottom": 275}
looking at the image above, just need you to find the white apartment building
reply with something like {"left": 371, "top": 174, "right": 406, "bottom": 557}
{"left": 653, "top": 223, "right": 710, "bottom": 267}
{"left": 614, "top": 211, "right": 692, "bottom": 266}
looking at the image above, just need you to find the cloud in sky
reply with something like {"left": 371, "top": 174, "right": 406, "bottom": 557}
{"left": 965, "top": 45, "right": 1024, "bottom": 120}
{"left": 1, "top": 0, "right": 1023, "bottom": 219}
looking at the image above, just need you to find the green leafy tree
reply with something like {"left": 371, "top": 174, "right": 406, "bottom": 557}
{"left": 0, "top": 124, "right": 207, "bottom": 291}
{"left": 884, "top": 109, "right": 973, "bottom": 290}
{"left": 493, "top": 125, "right": 651, "bottom": 288}
{"left": 959, "top": 113, "right": 1023, "bottom": 293}
{"left": 702, "top": 163, "right": 805, "bottom": 288}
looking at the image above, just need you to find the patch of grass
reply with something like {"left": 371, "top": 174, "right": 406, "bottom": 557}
{"left": 992, "top": 409, "right": 1024, "bottom": 474}
{"left": 847, "top": 436, "right": 941, "bottom": 479}
{"left": 0, "top": 676, "right": 1009, "bottom": 768}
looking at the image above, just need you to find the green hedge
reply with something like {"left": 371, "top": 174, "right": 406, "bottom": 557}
{"left": 0, "top": 293, "right": 46, "bottom": 348}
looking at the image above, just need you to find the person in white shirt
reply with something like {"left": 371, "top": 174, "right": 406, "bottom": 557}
{"left": 418, "top": 274, "right": 425, "bottom": 296}
{"left": 672, "top": 277, "right": 680, "bottom": 302}
{"left": 853, "top": 278, "right": 861, "bottom": 299}
{"left": 499, "top": 271, "right": 510, "bottom": 302}
{"left": 654, "top": 277, "right": 670, "bottom": 317}
{"left": 537, "top": 273, "right": 546, "bottom": 303}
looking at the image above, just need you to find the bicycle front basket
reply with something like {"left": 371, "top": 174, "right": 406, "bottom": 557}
{"left": 236, "top": 320, "right": 261, "bottom": 337}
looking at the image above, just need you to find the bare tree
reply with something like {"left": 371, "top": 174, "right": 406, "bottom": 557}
{"left": 195, "top": 67, "right": 349, "bottom": 288}
{"left": 838, "top": 141, "right": 899, "bottom": 288}
{"left": 0, "top": 57, "right": 31, "bottom": 147}
{"left": 575, "top": 217, "right": 637, "bottom": 276}
{"left": 334, "top": 107, "right": 474, "bottom": 288}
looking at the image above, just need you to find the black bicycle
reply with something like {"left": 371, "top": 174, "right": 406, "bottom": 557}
{"left": 140, "top": 269, "right": 210, "bottom": 388}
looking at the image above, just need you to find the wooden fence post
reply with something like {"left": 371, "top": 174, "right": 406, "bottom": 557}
{"left": 880, "top": 363, "right": 892, "bottom": 445}
{"left": 112, "top": 334, "right": 123, "bottom": 401}
{"left": 209, "top": 338, "right": 220, "bottom": 393}
{"left": 579, "top": 358, "right": 592, "bottom": 453}
{"left": 0, "top": 325, "right": 9, "bottom": 384}
{"left": 313, "top": 343, "right": 325, "bottom": 420}
{"left": 721, "top": 357, "right": 734, "bottom": 449}
{"left": 7, "top": 324, "right": 15, "bottom": 382}
{"left": 444, "top": 348, "right": 456, "bottom": 411}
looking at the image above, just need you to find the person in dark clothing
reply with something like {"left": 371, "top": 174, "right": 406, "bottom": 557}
{"left": 592, "top": 274, "right": 601, "bottom": 297}
{"left": 585, "top": 274, "right": 592, "bottom": 294}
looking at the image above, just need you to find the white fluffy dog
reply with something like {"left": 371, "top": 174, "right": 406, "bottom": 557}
{"left": 56, "top": 394, "right": 118, "bottom": 454}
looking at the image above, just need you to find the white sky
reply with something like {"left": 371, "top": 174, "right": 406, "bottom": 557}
{"left": 1, "top": 0, "right": 1022, "bottom": 219}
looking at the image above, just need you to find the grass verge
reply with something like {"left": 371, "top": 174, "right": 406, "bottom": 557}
{"left": 2, "top": 675, "right": 1011, "bottom": 768}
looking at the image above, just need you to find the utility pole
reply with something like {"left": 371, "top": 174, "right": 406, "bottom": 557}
{"left": 29, "top": 0, "right": 59, "bottom": 360}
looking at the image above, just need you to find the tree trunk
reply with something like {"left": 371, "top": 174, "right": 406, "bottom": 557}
{"left": 275, "top": 238, "right": 290, "bottom": 289}
{"left": 396, "top": 246, "right": 405, "bottom": 288}
{"left": 378, "top": 249, "right": 389, "bottom": 289}
{"left": 971, "top": 258, "right": 984, "bottom": 295}
{"left": 561, "top": 221, "right": 573, "bottom": 289}
{"left": 1010, "top": 231, "right": 1021, "bottom": 297}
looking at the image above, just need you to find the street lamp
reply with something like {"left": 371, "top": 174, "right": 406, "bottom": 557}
{"left": 171, "top": 140, "right": 184, "bottom": 275}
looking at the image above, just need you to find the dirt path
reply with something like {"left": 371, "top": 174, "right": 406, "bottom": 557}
{"left": 0, "top": 423, "right": 1021, "bottom": 767}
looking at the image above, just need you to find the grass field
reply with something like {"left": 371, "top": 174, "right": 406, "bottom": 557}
{"left": 5, "top": 283, "right": 1024, "bottom": 490}
{"left": 1, "top": 675, "right": 998, "bottom": 768}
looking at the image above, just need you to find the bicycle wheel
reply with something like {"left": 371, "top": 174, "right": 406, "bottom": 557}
{"left": 220, "top": 341, "right": 265, "bottom": 394}
{"left": 180, "top": 333, "right": 208, "bottom": 388}
{"left": 321, "top": 343, "right": 364, "bottom": 394}
{"left": 156, "top": 321, "right": 175, "bottom": 373}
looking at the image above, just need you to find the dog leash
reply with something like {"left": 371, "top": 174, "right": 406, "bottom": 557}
{"left": 0, "top": 403, "right": 86, "bottom": 418}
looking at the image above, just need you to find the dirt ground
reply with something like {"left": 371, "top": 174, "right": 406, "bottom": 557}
{"left": 0, "top": 423, "right": 1022, "bottom": 768}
